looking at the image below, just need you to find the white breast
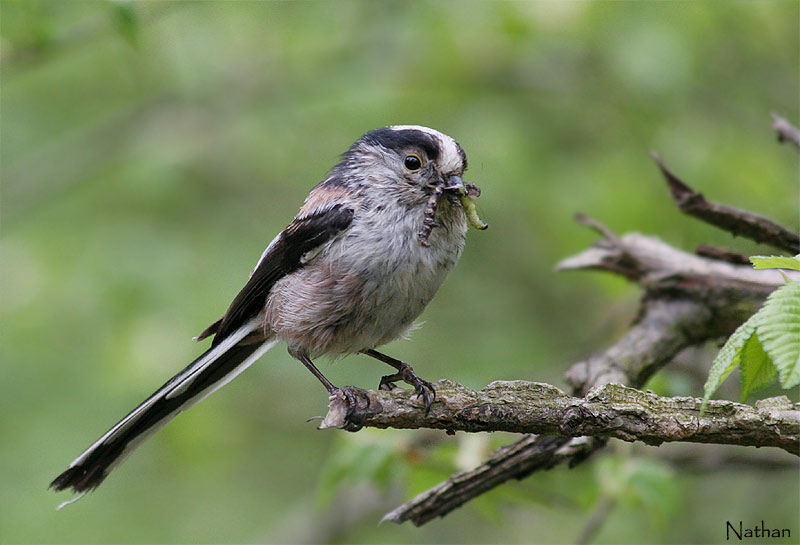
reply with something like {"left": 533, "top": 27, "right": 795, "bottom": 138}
{"left": 265, "top": 198, "right": 467, "bottom": 358}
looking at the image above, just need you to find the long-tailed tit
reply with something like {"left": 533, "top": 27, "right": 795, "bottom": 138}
{"left": 51, "top": 125, "right": 486, "bottom": 497}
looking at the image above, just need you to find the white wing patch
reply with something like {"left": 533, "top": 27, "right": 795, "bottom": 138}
{"left": 252, "top": 233, "right": 283, "bottom": 277}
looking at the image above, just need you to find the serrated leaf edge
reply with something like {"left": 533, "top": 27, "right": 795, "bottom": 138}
{"left": 750, "top": 254, "right": 800, "bottom": 271}
{"left": 702, "top": 316, "right": 758, "bottom": 412}
{"left": 755, "top": 281, "right": 800, "bottom": 389}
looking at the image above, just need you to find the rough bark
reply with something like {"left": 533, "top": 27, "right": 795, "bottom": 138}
{"left": 322, "top": 381, "right": 799, "bottom": 454}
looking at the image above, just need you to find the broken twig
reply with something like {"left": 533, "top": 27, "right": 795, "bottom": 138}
{"left": 650, "top": 151, "right": 799, "bottom": 254}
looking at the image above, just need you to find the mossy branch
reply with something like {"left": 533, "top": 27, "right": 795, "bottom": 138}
{"left": 322, "top": 380, "right": 799, "bottom": 455}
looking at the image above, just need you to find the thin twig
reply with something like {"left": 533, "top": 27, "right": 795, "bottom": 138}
{"left": 694, "top": 245, "right": 751, "bottom": 265}
{"left": 771, "top": 112, "right": 800, "bottom": 150}
{"left": 575, "top": 213, "right": 621, "bottom": 245}
{"left": 650, "top": 151, "right": 799, "bottom": 254}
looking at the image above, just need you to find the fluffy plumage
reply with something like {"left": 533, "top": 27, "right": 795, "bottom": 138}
{"left": 51, "top": 125, "right": 473, "bottom": 496}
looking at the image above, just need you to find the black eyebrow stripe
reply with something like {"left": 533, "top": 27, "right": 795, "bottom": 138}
{"left": 358, "top": 128, "right": 441, "bottom": 161}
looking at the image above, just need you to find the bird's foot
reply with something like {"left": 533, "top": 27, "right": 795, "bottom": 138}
{"left": 379, "top": 364, "right": 436, "bottom": 415}
{"left": 324, "top": 385, "right": 369, "bottom": 431}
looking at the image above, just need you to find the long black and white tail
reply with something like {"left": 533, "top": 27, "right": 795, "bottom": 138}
{"left": 50, "top": 317, "right": 276, "bottom": 499}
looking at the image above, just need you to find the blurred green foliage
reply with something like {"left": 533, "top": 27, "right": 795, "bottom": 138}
{"left": 1, "top": 1, "right": 798, "bottom": 543}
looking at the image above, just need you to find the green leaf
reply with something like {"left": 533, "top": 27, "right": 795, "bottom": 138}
{"left": 750, "top": 255, "right": 800, "bottom": 271}
{"left": 756, "top": 281, "right": 800, "bottom": 388}
{"left": 702, "top": 315, "right": 757, "bottom": 412}
{"left": 739, "top": 331, "right": 778, "bottom": 401}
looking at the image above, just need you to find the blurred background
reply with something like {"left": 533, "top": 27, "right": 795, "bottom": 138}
{"left": 2, "top": 1, "right": 798, "bottom": 543}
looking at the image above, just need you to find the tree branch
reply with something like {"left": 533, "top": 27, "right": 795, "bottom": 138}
{"left": 650, "top": 151, "right": 799, "bottom": 254}
{"left": 558, "top": 230, "right": 795, "bottom": 392}
{"left": 322, "top": 381, "right": 799, "bottom": 454}
{"left": 371, "top": 115, "right": 799, "bottom": 525}
{"left": 378, "top": 223, "right": 797, "bottom": 526}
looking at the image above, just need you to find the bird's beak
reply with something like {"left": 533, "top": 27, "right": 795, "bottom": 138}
{"left": 445, "top": 175, "right": 488, "bottom": 231}
{"left": 444, "top": 175, "right": 466, "bottom": 193}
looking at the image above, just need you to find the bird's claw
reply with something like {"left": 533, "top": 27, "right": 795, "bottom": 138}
{"left": 333, "top": 385, "right": 367, "bottom": 432}
{"left": 378, "top": 365, "right": 436, "bottom": 415}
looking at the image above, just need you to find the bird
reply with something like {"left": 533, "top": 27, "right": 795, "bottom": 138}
{"left": 50, "top": 125, "right": 486, "bottom": 499}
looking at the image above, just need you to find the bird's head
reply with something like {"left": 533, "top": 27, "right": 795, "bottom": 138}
{"left": 337, "top": 125, "right": 469, "bottom": 203}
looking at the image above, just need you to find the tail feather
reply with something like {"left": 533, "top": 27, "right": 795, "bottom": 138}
{"left": 51, "top": 317, "right": 276, "bottom": 494}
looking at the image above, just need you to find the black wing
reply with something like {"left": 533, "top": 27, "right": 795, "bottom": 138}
{"left": 206, "top": 203, "right": 354, "bottom": 346}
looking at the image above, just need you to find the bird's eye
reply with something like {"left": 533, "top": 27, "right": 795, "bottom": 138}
{"left": 404, "top": 154, "right": 422, "bottom": 172}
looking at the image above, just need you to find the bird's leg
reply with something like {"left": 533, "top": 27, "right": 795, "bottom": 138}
{"left": 298, "top": 353, "right": 337, "bottom": 393}
{"left": 361, "top": 349, "right": 436, "bottom": 414}
{"left": 298, "top": 353, "right": 363, "bottom": 430}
